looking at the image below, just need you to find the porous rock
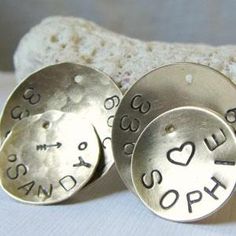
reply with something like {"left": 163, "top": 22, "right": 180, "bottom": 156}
{"left": 14, "top": 16, "right": 236, "bottom": 92}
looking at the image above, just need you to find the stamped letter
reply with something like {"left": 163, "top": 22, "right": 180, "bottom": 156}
{"left": 59, "top": 175, "right": 77, "bottom": 191}
{"left": 17, "top": 181, "right": 35, "bottom": 195}
{"left": 186, "top": 190, "right": 202, "bottom": 213}
{"left": 141, "top": 169, "right": 162, "bottom": 189}
{"left": 160, "top": 190, "right": 179, "bottom": 210}
{"left": 204, "top": 176, "right": 226, "bottom": 200}
{"left": 204, "top": 129, "right": 226, "bottom": 151}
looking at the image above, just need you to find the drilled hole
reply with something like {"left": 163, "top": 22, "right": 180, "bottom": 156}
{"left": 42, "top": 121, "right": 50, "bottom": 129}
{"left": 165, "top": 124, "right": 175, "bottom": 134}
{"left": 226, "top": 111, "right": 236, "bottom": 123}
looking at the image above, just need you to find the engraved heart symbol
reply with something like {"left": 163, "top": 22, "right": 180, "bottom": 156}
{"left": 167, "top": 142, "right": 195, "bottom": 166}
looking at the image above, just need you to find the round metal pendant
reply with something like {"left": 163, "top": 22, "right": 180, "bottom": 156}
{"left": 0, "top": 63, "right": 122, "bottom": 182}
{"left": 112, "top": 63, "right": 236, "bottom": 192}
{"left": 131, "top": 106, "right": 236, "bottom": 222}
{"left": 0, "top": 110, "right": 100, "bottom": 204}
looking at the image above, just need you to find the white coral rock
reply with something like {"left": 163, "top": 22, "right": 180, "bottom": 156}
{"left": 14, "top": 16, "right": 236, "bottom": 92}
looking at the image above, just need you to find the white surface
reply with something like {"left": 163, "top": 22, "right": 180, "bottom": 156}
{"left": 1, "top": 74, "right": 236, "bottom": 236}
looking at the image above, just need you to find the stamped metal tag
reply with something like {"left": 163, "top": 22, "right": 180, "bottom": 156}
{"left": 0, "top": 63, "right": 122, "bottom": 183}
{"left": 131, "top": 107, "right": 236, "bottom": 222}
{"left": 112, "top": 63, "right": 236, "bottom": 192}
{"left": 0, "top": 110, "right": 100, "bottom": 204}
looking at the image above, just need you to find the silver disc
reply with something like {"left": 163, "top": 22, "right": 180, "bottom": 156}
{"left": 132, "top": 106, "right": 236, "bottom": 222}
{"left": 0, "top": 110, "right": 100, "bottom": 204}
{"left": 112, "top": 63, "right": 236, "bottom": 192}
{"left": 0, "top": 63, "right": 122, "bottom": 182}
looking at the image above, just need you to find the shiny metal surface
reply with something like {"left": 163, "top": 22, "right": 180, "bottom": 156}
{"left": 112, "top": 63, "right": 236, "bottom": 192}
{"left": 131, "top": 107, "right": 236, "bottom": 222}
{"left": 0, "top": 63, "right": 122, "bottom": 183}
{"left": 0, "top": 110, "right": 100, "bottom": 204}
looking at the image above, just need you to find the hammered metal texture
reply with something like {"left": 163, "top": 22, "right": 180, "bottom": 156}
{"left": 132, "top": 107, "right": 236, "bottom": 222}
{"left": 0, "top": 63, "right": 122, "bottom": 183}
{"left": 112, "top": 63, "right": 236, "bottom": 192}
{"left": 0, "top": 110, "right": 100, "bottom": 204}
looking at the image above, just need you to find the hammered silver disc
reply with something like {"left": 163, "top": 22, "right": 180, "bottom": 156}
{"left": 112, "top": 63, "right": 236, "bottom": 192}
{"left": 132, "top": 106, "right": 236, "bottom": 222}
{"left": 0, "top": 63, "right": 122, "bottom": 183}
{"left": 0, "top": 110, "right": 100, "bottom": 204}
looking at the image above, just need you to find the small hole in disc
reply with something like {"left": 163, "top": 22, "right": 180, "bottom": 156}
{"left": 165, "top": 124, "right": 175, "bottom": 134}
{"left": 74, "top": 75, "right": 83, "bottom": 84}
{"left": 42, "top": 121, "right": 50, "bottom": 129}
{"left": 185, "top": 74, "right": 193, "bottom": 84}
{"left": 226, "top": 111, "right": 236, "bottom": 123}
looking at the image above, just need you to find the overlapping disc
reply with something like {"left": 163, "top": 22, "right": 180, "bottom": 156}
{"left": 131, "top": 107, "right": 236, "bottom": 222}
{"left": 112, "top": 63, "right": 236, "bottom": 192}
{"left": 0, "top": 110, "right": 100, "bottom": 204}
{"left": 0, "top": 63, "right": 122, "bottom": 183}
